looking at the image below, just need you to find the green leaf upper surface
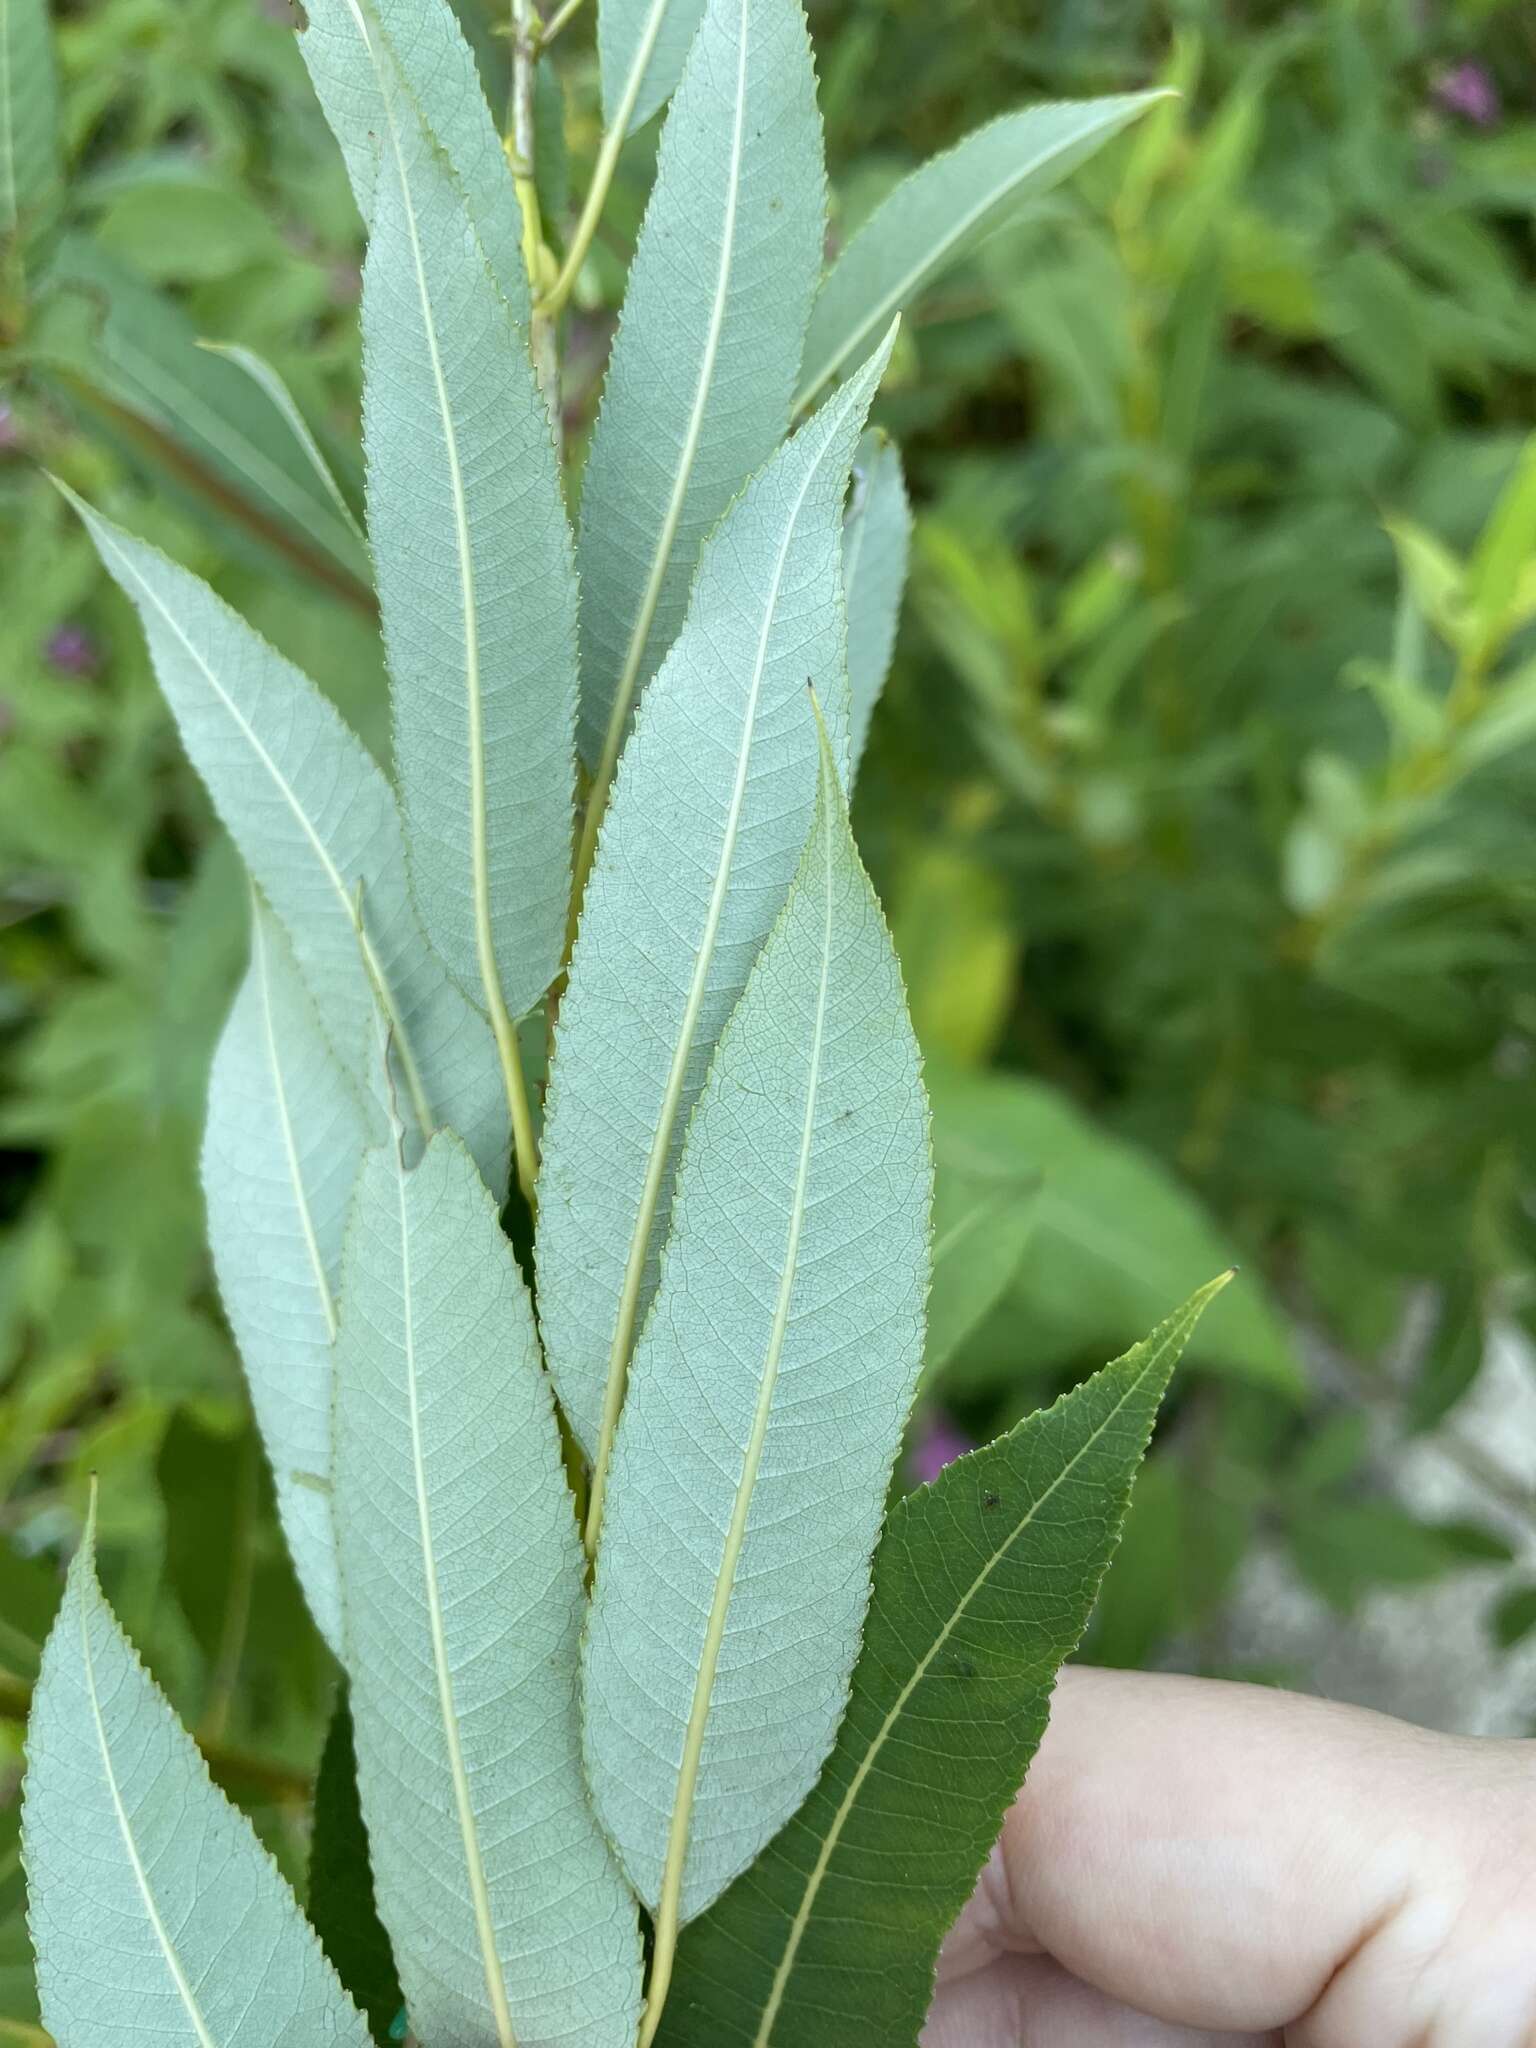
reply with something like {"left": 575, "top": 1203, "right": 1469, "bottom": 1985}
{"left": 1, "top": 0, "right": 60, "bottom": 249}
{"left": 658, "top": 1284, "right": 1225, "bottom": 2048}
{"left": 22, "top": 1514, "right": 371, "bottom": 2047}
{"left": 308, "top": 1692, "right": 403, "bottom": 2046}
{"left": 297, "top": 0, "right": 528, "bottom": 320}
{"left": 362, "top": 51, "right": 577, "bottom": 1024}
{"left": 842, "top": 430, "right": 911, "bottom": 778}
{"left": 67, "top": 493, "right": 510, "bottom": 1197}
{"left": 797, "top": 94, "right": 1162, "bottom": 409}
{"left": 577, "top": 0, "right": 825, "bottom": 775}
{"left": 598, "top": 0, "right": 707, "bottom": 140}
{"left": 202, "top": 898, "right": 375, "bottom": 1657}
{"left": 537, "top": 335, "right": 894, "bottom": 1463}
{"left": 583, "top": 731, "right": 931, "bottom": 1925}
{"left": 334, "top": 1132, "right": 642, "bottom": 2048}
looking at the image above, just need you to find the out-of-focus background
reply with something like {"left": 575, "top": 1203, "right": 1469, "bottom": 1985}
{"left": 3, "top": 0, "right": 1536, "bottom": 2026}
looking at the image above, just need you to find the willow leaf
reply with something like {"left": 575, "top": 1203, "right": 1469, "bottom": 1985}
{"left": 298, "top": 0, "right": 528, "bottom": 320}
{"left": 536, "top": 332, "right": 895, "bottom": 1487}
{"left": 363, "top": 47, "right": 576, "bottom": 1040}
{"left": 925, "top": 1130, "right": 1038, "bottom": 1378}
{"left": 22, "top": 1506, "right": 371, "bottom": 2048}
{"left": 797, "top": 93, "right": 1163, "bottom": 409}
{"left": 843, "top": 430, "right": 911, "bottom": 778}
{"left": 334, "top": 1132, "right": 642, "bottom": 2048}
{"left": 583, "top": 720, "right": 931, "bottom": 1962}
{"left": 1, "top": 0, "right": 59, "bottom": 250}
{"left": 658, "top": 1282, "right": 1228, "bottom": 2048}
{"left": 65, "top": 491, "right": 509, "bottom": 1195}
{"left": 577, "top": 0, "right": 824, "bottom": 781}
{"left": 202, "top": 897, "right": 375, "bottom": 1657}
{"left": 599, "top": 0, "right": 707, "bottom": 141}
{"left": 197, "top": 340, "right": 366, "bottom": 546}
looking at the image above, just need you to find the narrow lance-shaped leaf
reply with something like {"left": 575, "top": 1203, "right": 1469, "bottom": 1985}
{"left": 334, "top": 1130, "right": 642, "bottom": 2048}
{"left": 202, "top": 896, "right": 376, "bottom": 1658}
{"left": 658, "top": 1280, "right": 1230, "bottom": 2048}
{"left": 924, "top": 1128, "right": 1038, "bottom": 1378}
{"left": 536, "top": 331, "right": 896, "bottom": 1509}
{"left": 197, "top": 340, "right": 367, "bottom": 547}
{"left": 797, "top": 93, "right": 1164, "bottom": 410}
{"left": 362, "top": 35, "right": 577, "bottom": 1046}
{"left": 64, "top": 489, "right": 509, "bottom": 1196}
{"left": 582, "top": 711, "right": 932, "bottom": 1989}
{"left": 22, "top": 1502, "right": 372, "bottom": 2047}
{"left": 599, "top": 0, "right": 707, "bottom": 141}
{"left": 842, "top": 429, "right": 911, "bottom": 778}
{"left": 577, "top": 0, "right": 825, "bottom": 788}
{"left": 298, "top": 0, "right": 528, "bottom": 319}
{"left": 1, "top": 0, "right": 60, "bottom": 252}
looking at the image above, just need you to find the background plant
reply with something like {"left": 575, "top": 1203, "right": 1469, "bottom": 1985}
{"left": 3, "top": 0, "right": 1536, "bottom": 2035}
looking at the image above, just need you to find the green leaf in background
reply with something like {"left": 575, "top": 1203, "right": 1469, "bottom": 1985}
{"left": 577, "top": 0, "right": 825, "bottom": 790}
{"left": 334, "top": 1131, "right": 642, "bottom": 2048}
{"left": 657, "top": 1281, "right": 1227, "bottom": 2048}
{"left": 583, "top": 717, "right": 930, "bottom": 1964}
{"left": 198, "top": 340, "right": 366, "bottom": 547}
{"left": 308, "top": 1691, "right": 403, "bottom": 2046}
{"left": 599, "top": 0, "right": 707, "bottom": 142}
{"left": 202, "top": 896, "right": 376, "bottom": 1656}
{"left": 64, "top": 492, "right": 511, "bottom": 1197}
{"left": 928, "top": 1066, "right": 1302, "bottom": 1396}
{"left": 0, "top": 0, "right": 60, "bottom": 261}
{"left": 796, "top": 93, "right": 1163, "bottom": 410}
{"left": 298, "top": 0, "right": 528, "bottom": 319}
{"left": 32, "top": 241, "right": 373, "bottom": 602}
{"left": 21, "top": 1502, "right": 371, "bottom": 2047}
{"left": 842, "top": 428, "right": 910, "bottom": 777}
{"left": 925, "top": 1124, "right": 1038, "bottom": 1377}
{"left": 537, "top": 330, "right": 895, "bottom": 1489}
{"left": 362, "top": 35, "right": 577, "bottom": 1040}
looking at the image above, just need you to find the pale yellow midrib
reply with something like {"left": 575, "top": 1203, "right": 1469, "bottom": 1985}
{"left": 253, "top": 910, "right": 337, "bottom": 1343}
{"left": 80, "top": 1588, "right": 220, "bottom": 2048}
{"left": 584, "top": 411, "right": 836, "bottom": 1558}
{"left": 799, "top": 118, "right": 1113, "bottom": 411}
{"left": 642, "top": 752, "right": 837, "bottom": 2048}
{"left": 587, "top": 0, "right": 751, "bottom": 813}
{"left": 394, "top": 1156, "right": 518, "bottom": 2048}
{"left": 751, "top": 1356, "right": 1163, "bottom": 2046}
{"left": 93, "top": 523, "right": 436, "bottom": 1142}
{"left": 357, "top": 4, "right": 529, "bottom": 1151}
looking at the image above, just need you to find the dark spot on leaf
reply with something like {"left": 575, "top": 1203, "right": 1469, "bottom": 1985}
{"left": 982, "top": 1491, "right": 1001, "bottom": 1511}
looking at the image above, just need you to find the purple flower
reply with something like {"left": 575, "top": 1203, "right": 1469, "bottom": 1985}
{"left": 44, "top": 624, "right": 101, "bottom": 677}
{"left": 907, "top": 1409, "right": 974, "bottom": 1488}
{"left": 1432, "top": 62, "right": 1500, "bottom": 128}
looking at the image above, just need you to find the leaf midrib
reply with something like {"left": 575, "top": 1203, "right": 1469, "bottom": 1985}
{"left": 393, "top": 1148, "right": 518, "bottom": 2048}
{"left": 254, "top": 908, "right": 339, "bottom": 1343}
{"left": 751, "top": 1337, "right": 1174, "bottom": 2045}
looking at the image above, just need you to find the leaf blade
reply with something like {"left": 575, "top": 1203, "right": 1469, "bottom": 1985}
{"left": 842, "top": 430, "right": 911, "bottom": 777}
{"left": 0, "top": 0, "right": 60, "bottom": 251}
{"left": 362, "top": 43, "right": 577, "bottom": 1028}
{"left": 65, "top": 492, "right": 510, "bottom": 1197}
{"left": 599, "top": 0, "right": 706, "bottom": 140}
{"left": 202, "top": 897, "right": 375, "bottom": 1657}
{"left": 298, "top": 0, "right": 528, "bottom": 319}
{"left": 22, "top": 1510, "right": 371, "bottom": 2048}
{"left": 797, "top": 94, "right": 1164, "bottom": 410}
{"left": 577, "top": 0, "right": 825, "bottom": 779}
{"left": 335, "top": 1132, "right": 642, "bottom": 2048}
{"left": 536, "top": 335, "right": 895, "bottom": 1483}
{"left": 658, "top": 1283, "right": 1228, "bottom": 2048}
{"left": 582, "top": 723, "right": 931, "bottom": 1936}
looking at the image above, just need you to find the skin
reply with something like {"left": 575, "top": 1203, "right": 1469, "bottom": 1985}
{"left": 922, "top": 1666, "right": 1536, "bottom": 2048}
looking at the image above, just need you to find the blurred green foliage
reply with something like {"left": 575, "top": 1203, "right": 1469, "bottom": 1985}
{"left": 3, "top": 0, "right": 1536, "bottom": 2024}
